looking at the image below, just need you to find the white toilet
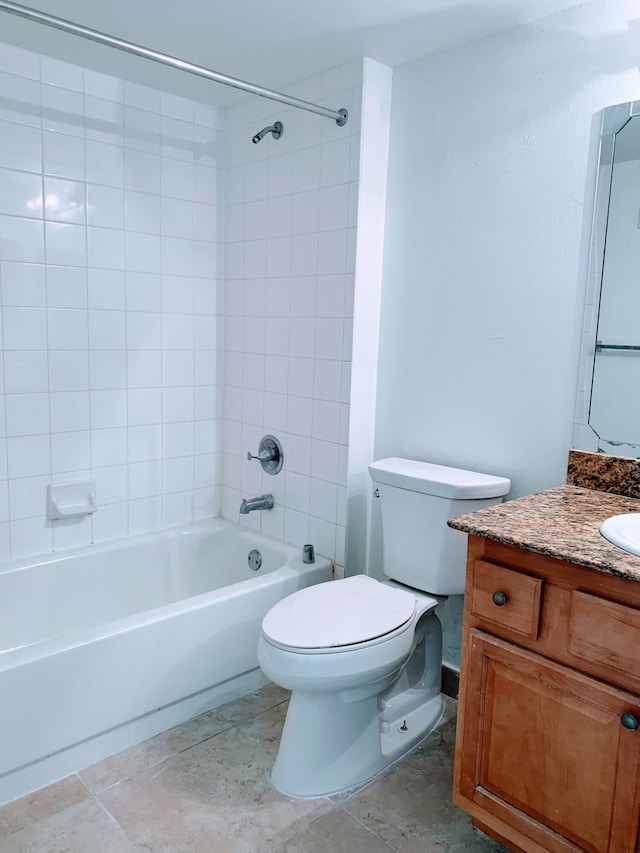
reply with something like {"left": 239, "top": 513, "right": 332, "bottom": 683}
{"left": 257, "top": 457, "right": 510, "bottom": 798}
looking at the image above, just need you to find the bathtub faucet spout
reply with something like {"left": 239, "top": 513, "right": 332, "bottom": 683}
{"left": 239, "top": 494, "right": 274, "bottom": 514}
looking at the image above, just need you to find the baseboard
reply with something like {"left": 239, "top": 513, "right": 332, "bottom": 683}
{"left": 441, "top": 664, "right": 459, "bottom": 700}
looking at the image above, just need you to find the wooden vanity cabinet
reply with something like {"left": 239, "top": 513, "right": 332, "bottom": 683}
{"left": 453, "top": 535, "right": 640, "bottom": 853}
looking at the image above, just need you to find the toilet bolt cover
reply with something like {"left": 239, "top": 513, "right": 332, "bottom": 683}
{"left": 261, "top": 575, "right": 416, "bottom": 649}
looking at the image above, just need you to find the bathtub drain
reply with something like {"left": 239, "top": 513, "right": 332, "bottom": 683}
{"left": 248, "top": 549, "right": 262, "bottom": 571}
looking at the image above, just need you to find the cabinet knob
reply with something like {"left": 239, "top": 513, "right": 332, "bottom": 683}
{"left": 492, "top": 591, "right": 507, "bottom": 607}
{"left": 621, "top": 714, "right": 639, "bottom": 732}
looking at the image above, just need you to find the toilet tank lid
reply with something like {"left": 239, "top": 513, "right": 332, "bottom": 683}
{"left": 368, "top": 458, "right": 510, "bottom": 499}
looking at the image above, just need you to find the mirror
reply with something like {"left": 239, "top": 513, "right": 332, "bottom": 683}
{"left": 574, "top": 101, "right": 640, "bottom": 458}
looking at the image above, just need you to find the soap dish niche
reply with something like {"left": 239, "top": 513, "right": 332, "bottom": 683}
{"left": 47, "top": 480, "right": 97, "bottom": 520}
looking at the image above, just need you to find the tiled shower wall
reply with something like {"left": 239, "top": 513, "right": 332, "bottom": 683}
{"left": 0, "top": 42, "right": 223, "bottom": 561}
{"left": 222, "top": 63, "right": 362, "bottom": 566}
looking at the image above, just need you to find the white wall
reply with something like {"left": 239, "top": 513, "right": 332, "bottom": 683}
{"left": 376, "top": 0, "right": 640, "bottom": 497}
{"left": 0, "top": 42, "right": 223, "bottom": 561}
{"left": 221, "top": 63, "right": 363, "bottom": 566}
{"left": 374, "top": 0, "right": 640, "bottom": 664}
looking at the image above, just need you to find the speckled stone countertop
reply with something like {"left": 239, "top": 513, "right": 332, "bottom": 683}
{"left": 448, "top": 485, "right": 640, "bottom": 583}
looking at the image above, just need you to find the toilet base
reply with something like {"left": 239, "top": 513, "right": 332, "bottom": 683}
{"left": 270, "top": 690, "right": 444, "bottom": 799}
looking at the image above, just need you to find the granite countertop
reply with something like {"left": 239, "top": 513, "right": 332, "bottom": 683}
{"left": 448, "top": 485, "right": 640, "bottom": 583}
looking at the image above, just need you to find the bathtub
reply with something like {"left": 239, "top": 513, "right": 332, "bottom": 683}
{"left": 0, "top": 519, "right": 332, "bottom": 805}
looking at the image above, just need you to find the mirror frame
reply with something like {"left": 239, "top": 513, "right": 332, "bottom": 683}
{"left": 573, "top": 99, "right": 640, "bottom": 459}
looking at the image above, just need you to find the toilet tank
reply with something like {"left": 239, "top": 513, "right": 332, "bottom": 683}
{"left": 369, "top": 458, "right": 510, "bottom": 596}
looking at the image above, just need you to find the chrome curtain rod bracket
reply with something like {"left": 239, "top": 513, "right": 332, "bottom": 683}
{"left": 0, "top": 0, "right": 349, "bottom": 127}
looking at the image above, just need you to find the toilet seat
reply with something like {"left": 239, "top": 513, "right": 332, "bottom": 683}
{"left": 262, "top": 575, "right": 416, "bottom": 650}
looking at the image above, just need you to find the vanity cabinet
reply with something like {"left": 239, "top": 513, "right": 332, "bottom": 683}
{"left": 453, "top": 535, "right": 640, "bottom": 853}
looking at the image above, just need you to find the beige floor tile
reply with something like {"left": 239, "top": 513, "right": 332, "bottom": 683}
{"left": 271, "top": 808, "right": 397, "bottom": 852}
{"left": 98, "top": 726, "right": 332, "bottom": 852}
{"left": 344, "top": 737, "right": 506, "bottom": 852}
{"left": 0, "top": 775, "right": 90, "bottom": 837}
{"left": 239, "top": 700, "right": 289, "bottom": 756}
{"left": 217, "top": 683, "right": 290, "bottom": 725}
{"left": 0, "top": 797, "right": 138, "bottom": 853}
{"left": 79, "top": 709, "right": 233, "bottom": 793}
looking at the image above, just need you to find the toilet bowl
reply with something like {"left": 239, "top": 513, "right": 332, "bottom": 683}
{"left": 258, "top": 458, "right": 510, "bottom": 798}
{"left": 258, "top": 574, "right": 443, "bottom": 797}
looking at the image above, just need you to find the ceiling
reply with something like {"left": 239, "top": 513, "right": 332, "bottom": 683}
{"left": 0, "top": 0, "right": 586, "bottom": 106}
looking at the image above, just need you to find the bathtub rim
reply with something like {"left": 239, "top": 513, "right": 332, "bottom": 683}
{"left": 0, "top": 518, "right": 333, "bottom": 668}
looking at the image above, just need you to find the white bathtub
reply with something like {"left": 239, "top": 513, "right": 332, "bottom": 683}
{"left": 0, "top": 519, "right": 332, "bottom": 805}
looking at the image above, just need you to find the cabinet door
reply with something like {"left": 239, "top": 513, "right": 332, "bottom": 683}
{"left": 454, "top": 630, "right": 640, "bottom": 853}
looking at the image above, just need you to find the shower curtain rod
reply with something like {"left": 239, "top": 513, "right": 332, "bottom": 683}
{"left": 0, "top": 0, "right": 349, "bottom": 126}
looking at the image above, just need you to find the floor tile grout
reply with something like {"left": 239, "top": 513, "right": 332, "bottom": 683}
{"left": 0, "top": 688, "right": 507, "bottom": 852}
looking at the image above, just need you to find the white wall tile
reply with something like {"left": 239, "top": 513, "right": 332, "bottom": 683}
{"left": 126, "top": 232, "right": 162, "bottom": 273}
{"left": 129, "top": 459, "right": 162, "bottom": 497}
{"left": 86, "top": 140, "right": 124, "bottom": 187}
{"left": 0, "top": 74, "right": 40, "bottom": 128}
{"left": 44, "top": 177, "right": 85, "bottom": 224}
{"left": 90, "top": 389, "right": 127, "bottom": 429}
{"left": 42, "top": 85, "right": 84, "bottom": 136}
{"left": 4, "top": 351, "right": 48, "bottom": 393}
{"left": 125, "top": 149, "right": 161, "bottom": 195}
{"left": 93, "top": 464, "right": 128, "bottom": 504}
{"left": 91, "top": 427, "right": 127, "bottom": 468}
{"left": 163, "top": 387, "right": 195, "bottom": 422}
{"left": 86, "top": 184, "right": 125, "bottom": 229}
{"left": 128, "top": 425, "right": 162, "bottom": 463}
{"left": 162, "top": 351, "right": 194, "bottom": 386}
{"left": 92, "top": 500, "right": 128, "bottom": 542}
{"left": 51, "top": 430, "right": 91, "bottom": 473}
{"left": 10, "top": 517, "right": 52, "bottom": 560}
{"left": 45, "top": 222, "right": 87, "bottom": 267}
{"left": 47, "top": 308, "right": 89, "bottom": 350}
{"left": 0, "top": 216, "right": 45, "bottom": 263}
{"left": 49, "top": 351, "right": 89, "bottom": 391}
{"left": 0, "top": 44, "right": 39, "bottom": 79}
{"left": 46, "top": 265, "right": 87, "bottom": 309}
{"left": 89, "top": 310, "right": 126, "bottom": 350}
{"left": 163, "top": 421, "right": 194, "bottom": 458}
{"left": 89, "top": 350, "right": 127, "bottom": 389}
{"left": 162, "top": 490, "right": 193, "bottom": 527}
{"left": 309, "top": 514, "right": 336, "bottom": 560}
{"left": 7, "top": 434, "right": 50, "bottom": 478}
{"left": 50, "top": 390, "right": 90, "bottom": 433}
{"left": 3, "top": 307, "right": 47, "bottom": 349}
{"left": 6, "top": 393, "right": 49, "bottom": 437}
{"left": 88, "top": 269, "right": 126, "bottom": 310}
{"left": 0, "top": 168, "right": 42, "bottom": 218}
{"left": 84, "top": 70, "right": 123, "bottom": 103}
{"left": 127, "top": 350, "right": 162, "bottom": 387}
{"left": 1, "top": 262, "right": 46, "bottom": 307}
{"left": 124, "top": 106, "right": 161, "bottom": 154}
{"left": 127, "top": 388, "right": 162, "bottom": 425}
{"left": 43, "top": 130, "right": 85, "bottom": 181}
{"left": 128, "top": 495, "right": 161, "bottom": 535}
{"left": 8, "top": 474, "right": 50, "bottom": 520}
{"left": 126, "top": 312, "right": 162, "bottom": 350}
{"left": 126, "top": 272, "right": 162, "bottom": 312}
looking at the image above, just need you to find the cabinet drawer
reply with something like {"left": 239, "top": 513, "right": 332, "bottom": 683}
{"left": 569, "top": 591, "right": 640, "bottom": 683}
{"left": 470, "top": 560, "right": 543, "bottom": 639}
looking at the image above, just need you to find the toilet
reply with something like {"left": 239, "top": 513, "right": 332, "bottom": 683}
{"left": 257, "top": 457, "right": 510, "bottom": 798}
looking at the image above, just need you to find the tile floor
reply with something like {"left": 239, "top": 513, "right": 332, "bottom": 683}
{"left": 0, "top": 686, "right": 506, "bottom": 852}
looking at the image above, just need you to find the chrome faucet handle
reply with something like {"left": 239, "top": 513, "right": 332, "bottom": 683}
{"left": 247, "top": 448, "right": 275, "bottom": 463}
{"left": 246, "top": 435, "right": 283, "bottom": 475}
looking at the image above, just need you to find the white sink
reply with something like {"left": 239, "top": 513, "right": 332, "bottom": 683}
{"left": 599, "top": 513, "right": 640, "bottom": 557}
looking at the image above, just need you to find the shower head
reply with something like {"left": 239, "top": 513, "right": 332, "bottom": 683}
{"left": 252, "top": 121, "right": 283, "bottom": 144}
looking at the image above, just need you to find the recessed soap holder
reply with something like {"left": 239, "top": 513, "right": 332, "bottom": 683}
{"left": 47, "top": 480, "right": 97, "bottom": 520}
